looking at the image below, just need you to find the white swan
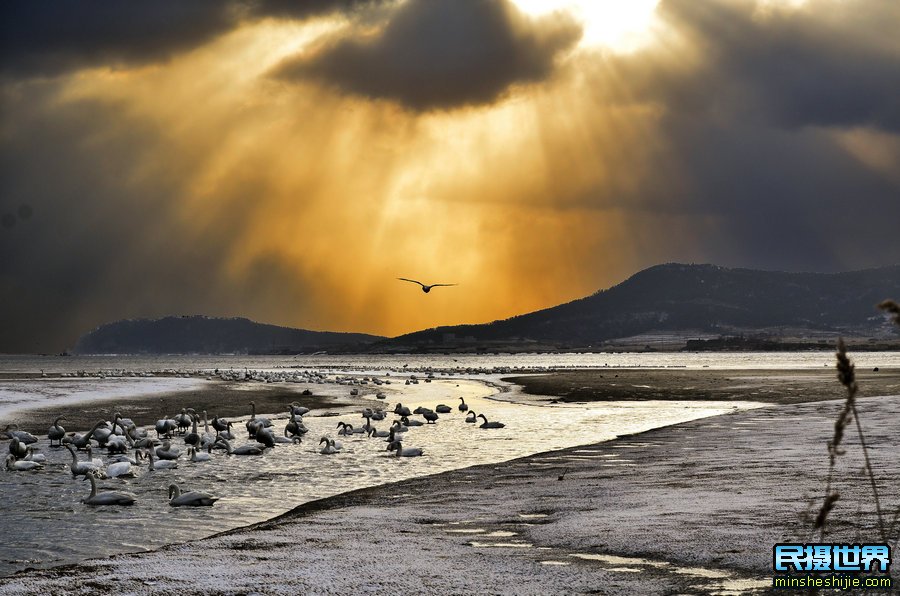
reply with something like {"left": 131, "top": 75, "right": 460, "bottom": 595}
{"left": 145, "top": 449, "right": 178, "bottom": 471}
{"left": 246, "top": 401, "right": 272, "bottom": 438}
{"left": 174, "top": 409, "right": 193, "bottom": 434}
{"left": 318, "top": 437, "right": 339, "bottom": 455}
{"left": 155, "top": 416, "right": 177, "bottom": 438}
{"left": 5, "top": 454, "right": 42, "bottom": 471}
{"left": 184, "top": 413, "right": 200, "bottom": 447}
{"left": 390, "top": 421, "right": 409, "bottom": 434}
{"left": 7, "top": 428, "right": 37, "bottom": 444}
{"left": 47, "top": 417, "right": 66, "bottom": 447}
{"left": 284, "top": 411, "right": 307, "bottom": 438}
{"left": 478, "top": 414, "right": 505, "bottom": 429}
{"left": 199, "top": 411, "right": 217, "bottom": 448}
{"left": 67, "top": 421, "right": 105, "bottom": 450}
{"left": 85, "top": 446, "right": 104, "bottom": 469}
{"left": 155, "top": 441, "right": 181, "bottom": 461}
{"left": 211, "top": 415, "right": 231, "bottom": 434}
{"left": 337, "top": 422, "right": 364, "bottom": 436}
{"left": 188, "top": 446, "right": 212, "bottom": 462}
{"left": 387, "top": 441, "right": 424, "bottom": 458}
{"left": 65, "top": 444, "right": 102, "bottom": 477}
{"left": 24, "top": 447, "right": 46, "bottom": 463}
{"left": 215, "top": 439, "right": 265, "bottom": 456}
{"left": 91, "top": 416, "right": 118, "bottom": 447}
{"left": 8, "top": 436, "right": 28, "bottom": 459}
{"left": 82, "top": 471, "right": 136, "bottom": 506}
{"left": 106, "top": 460, "right": 135, "bottom": 479}
{"left": 255, "top": 427, "right": 276, "bottom": 448}
{"left": 289, "top": 402, "right": 310, "bottom": 416}
{"left": 168, "top": 484, "right": 219, "bottom": 507}
{"left": 105, "top": 421, "right": 131, "bottom": 454}
{"left": 110, "top": 448, "right": 142, "bottom": 465}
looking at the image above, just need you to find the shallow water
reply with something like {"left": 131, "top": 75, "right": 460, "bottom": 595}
{"left": 0, "top": 372, "right": 760, "bottom": 577}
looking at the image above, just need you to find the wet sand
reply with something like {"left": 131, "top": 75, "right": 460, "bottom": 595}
{"left": 1, "top": 370, "right": 898, "bottom": 594}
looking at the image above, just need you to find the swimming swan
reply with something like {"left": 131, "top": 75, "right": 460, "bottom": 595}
{"left": 246, "top": 401, "right": 272, "bottom": 438}
{"left": 318, "top": 437, "right": 339, "bottom": 455}
{"left": 188, "top": 446, "right": 212, "bottom": 462}
{"left": 215, "top": 439, "right": 265, "bottom": 456}
{"left": 65, "top": 444, "right": 103, "bottom": 477}
{"left": 5, "top": 454, "right": 42, "bottom": 471}
{"left": 478, "top": 414, "right": 505, "bottom": 429}
{"left": 82, "top": 471, "right": 136, "bottom": 506}
{"left": 168, "top": 484, "right": 219, "bottom": 507}
{"left": 106, "top": 459, "right": 135, "bottom": 479}
{"left": 387, "top": 441, "right": 424, "bottom": 458}
{"left": 155, "top": 441, "right": 181, "bottom": 461}
{"left": 145, "top": 449, "right": 179, "bottom": 471}
{"left": 8, "top": 437, "right": 28, "bottom": 459}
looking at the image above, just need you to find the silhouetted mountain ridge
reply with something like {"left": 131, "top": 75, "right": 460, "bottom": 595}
{"left": 73, "top": 264, "right": 900, "bottom": 354}
{"left": 387, "top": 263, "right": 900, "bottom": 349}
{"left": 73, "top": 316, "right": 384, "bottom": 355}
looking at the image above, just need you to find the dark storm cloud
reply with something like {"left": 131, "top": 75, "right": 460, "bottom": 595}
{"left": 274, "top": 0, "right": 582, "bottom": 110}
{"left": 0, "top": 0, "right": 386, "bottom": 77}
{"left": 249, "top": 0, "right": 392, "bottom": 20}
{"left": 645, "top": 0, "right": 900, "bottom": 130}
{"left": 0, "top": 1, "right": 235, "bottom": 76}
{"left": 590, "top": 0, "right": 900, "bottom": 270}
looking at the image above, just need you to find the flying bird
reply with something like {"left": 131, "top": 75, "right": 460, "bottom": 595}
{"left": 397, "top": 278, "right": 457, "bottom": 293}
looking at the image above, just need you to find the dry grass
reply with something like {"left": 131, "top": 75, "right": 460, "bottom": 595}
{"left": 814, "top": 300, "right": 900, "bottom": 547}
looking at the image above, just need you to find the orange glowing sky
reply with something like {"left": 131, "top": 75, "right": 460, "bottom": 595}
{"left": 1, "top": 0, "right": 899, "bottom": 351}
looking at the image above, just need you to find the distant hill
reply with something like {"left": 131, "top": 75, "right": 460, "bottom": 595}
{"left": 73, "top": 316, "right": 384, "bottom": 355}
{"left": 381, "top": 263, "right": 900, "bottom": 352}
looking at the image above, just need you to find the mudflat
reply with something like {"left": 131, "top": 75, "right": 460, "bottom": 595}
{"left": 504, "top": 367, "right": 900, "bottom": 404}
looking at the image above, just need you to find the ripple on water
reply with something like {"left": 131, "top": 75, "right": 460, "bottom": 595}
{"left": 468, "top": 542, "right": 534, "bottom": 548}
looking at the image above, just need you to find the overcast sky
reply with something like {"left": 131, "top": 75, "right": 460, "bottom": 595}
{"left": 1, "top": 0, "right": 898, "bottom": 352}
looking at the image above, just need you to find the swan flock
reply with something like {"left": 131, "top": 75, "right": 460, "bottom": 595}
{"left": 3, "top": 374, "right": 506, "bottom": 510}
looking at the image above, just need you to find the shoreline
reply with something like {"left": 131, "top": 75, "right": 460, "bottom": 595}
{"left": 1, "top": 380, "right": 372, "bottom": 435}
{"left": 2, "top": 370, "right": 898, "bottom": 594}
{"left": 8, "top": 392, "right": 897, "bottom": 594}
